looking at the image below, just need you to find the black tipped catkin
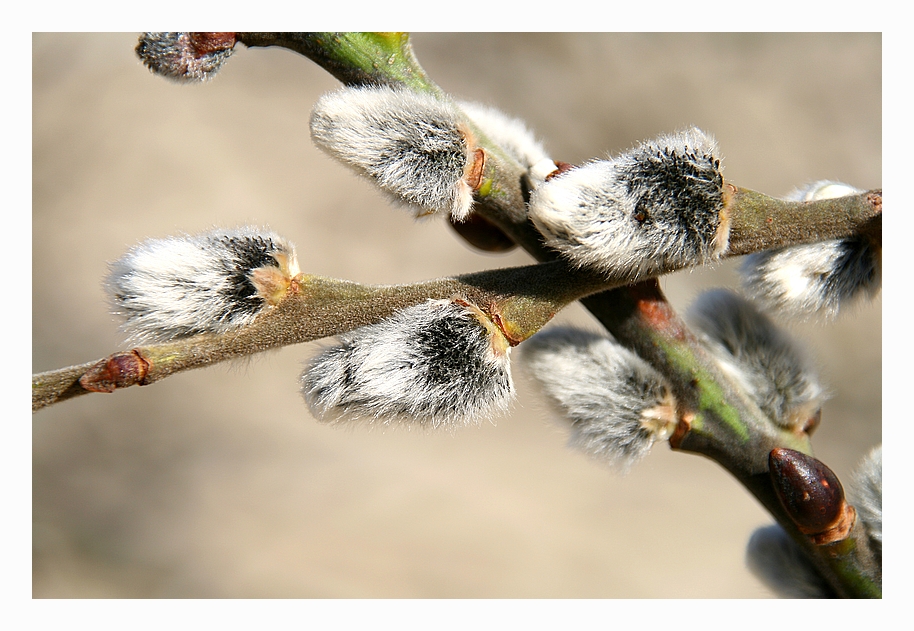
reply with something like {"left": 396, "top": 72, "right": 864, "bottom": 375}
{"left": 106, "top": 227, "right": 299, "bottom": 344}
{"left": 301, "top": 299, "right": 514, "bottom": 428}
{"left": 529, "top": 128, "right": 728, "bottom": 279}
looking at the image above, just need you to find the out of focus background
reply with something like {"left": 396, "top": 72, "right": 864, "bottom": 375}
{"left": 33, "top": 33, "right": 881, "bottom": 598}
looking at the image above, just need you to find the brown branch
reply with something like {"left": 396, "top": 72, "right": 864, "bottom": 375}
{"left": 32, "top": 261, "right": 616, "bottom": 412}
{"left": 725, "top": 186, "right": 882, "bottom": 256}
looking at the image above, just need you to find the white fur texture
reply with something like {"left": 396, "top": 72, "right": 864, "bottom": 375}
{"left": 302, "top": 299, "right": 514, "bottom": 428}
{"left": 687, "top": 290, "right": 825, "bottom": 431}
{"left": 521, "top": 327, "right": 675, "bottom": 473}
{"left": 310, "top": 86, "right": 476, "bottom": 220}
{"left": 528, "top": 128, "right": 726, "bottom": 279}
{"left": 457, "top": 101, "right": 550, "bottom": 169}
{"left": 740, "top": 181, "right": 881, "bottom": 320}
{"left": 849, "top": 445, "right": 882, "bottom": 554}
{"left": 136, "top": 33, "right": 234, "bottom": 83}
{"left": 745, "top": 525, "right": 833, "bottom": 598}
{"left": 106, "top": 227, "right": 297, "bottom": 344}
{"left": 785, "top": 180, "right": 861, "bottom": 202}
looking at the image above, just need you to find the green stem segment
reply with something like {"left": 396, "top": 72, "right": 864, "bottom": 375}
{"left": 583, "top": 281, "right": 812, "bottom": 466}
{"left": 582, "top": 280, "right": 880, "bottom": 597}
{"left": 237, "top": 33, "right": 442, "bottom": 95}
{"left": 816, "top": 522, "right": 882, "bottom": 598}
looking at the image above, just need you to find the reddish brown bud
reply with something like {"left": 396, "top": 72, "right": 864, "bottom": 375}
{"left": 465, "top": 147, "right": 487, "bottom": 191}
{"left": 769, "top": 448, "right": 849, "bottom": 539}
{"left": 668, "top": 412, "right": 693, "bottom": 450}
{"left": 79, "top": 351, "right": 149, "bottom": 393}
{"left": 187, "top": 32, "right": 237, "bottom": 55}
{"left": 545, "top": 161, "right": 575, "bottom": 181}
{"left": 802, "top": 408, "right": 822, "bottom": 435}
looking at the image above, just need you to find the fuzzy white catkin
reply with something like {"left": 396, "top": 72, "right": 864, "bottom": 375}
{"left": 457, "top": 101, "right": 551, "bottom": 171}
{"left": 848, "top": 445, "right": 882, "bottom": 554}
{"left": 521, "top": 327, "right": 675, "bottom": 472}
{"left": 302, "top": 299, "right": 515, "bottom": 428}
{"left": 528, "top": 127, "right": 727, "bottom": 279}
{"left": 740, "top": 181, "right": 881, "bottom": 320}
{"left": 310, "top": 86, "right": 477, "bottom": 220}
{"left": 136, "top": 32, "right": 235, "bottom": 83}
{"left": 687, "top": 290, "right": 825, "bottom": 431}
{"left": 106, "top": 227, "right": 298, "bottom": 344}
{"left": 745, "top": 525, "right": 834, "bottom": 598}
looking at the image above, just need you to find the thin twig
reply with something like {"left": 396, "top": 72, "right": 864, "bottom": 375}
{"left": 32, "top": 261, "right": 615, "bottom": 411}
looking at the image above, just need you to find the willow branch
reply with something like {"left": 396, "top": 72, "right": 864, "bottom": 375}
{"left": 237, "top": 32, "right": 442, "bottom": 96}
{"left": 32, "top": 260, "right": 615, "bottom": 412}
{"left": 243, "top": 32, "right": 882, "bottom": 596}
{"left": 38, "top": 33, "right": 881, "bottom": 596}
{"left": 581, "top": 280, "right": 880, "bottom": 597}
{"left": 725, "top": 186, "right": 882, "bottom": 256}
{"left": 229, "top": 32, "right": 882, "bottom": 267}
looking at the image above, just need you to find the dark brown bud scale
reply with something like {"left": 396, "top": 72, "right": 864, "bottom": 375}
{"left": 769, "top": 448, "right": 845, "bottom": 535}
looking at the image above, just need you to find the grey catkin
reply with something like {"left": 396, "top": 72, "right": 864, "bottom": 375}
{"left": 521, "top": 327, "right": 676, "bottom": 472}
{"left": 106, "top": 226, "right": 298, "bottom": 344}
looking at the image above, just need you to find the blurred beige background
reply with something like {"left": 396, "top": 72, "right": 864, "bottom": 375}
{"left": 33, "top": 33, "right": 881, "bottom": 598}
